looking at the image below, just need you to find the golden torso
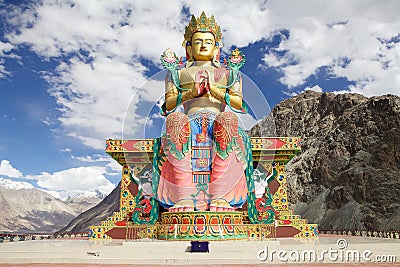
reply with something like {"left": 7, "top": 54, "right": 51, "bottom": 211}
{"left": 179, "top": 65, "right": 228, "bottom": 115}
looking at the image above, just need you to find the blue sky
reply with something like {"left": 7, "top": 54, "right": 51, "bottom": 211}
{"left": 0, "top": 0, "right": 399, "bottom": 199}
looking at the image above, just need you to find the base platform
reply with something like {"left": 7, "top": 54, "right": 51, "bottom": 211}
{"left": 159, "top": 211, "right": 246, "bottom": 240}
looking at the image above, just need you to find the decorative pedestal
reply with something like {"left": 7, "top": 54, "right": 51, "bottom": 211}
{"left": 89, "top": 137, "right": 318, "bottom": 240}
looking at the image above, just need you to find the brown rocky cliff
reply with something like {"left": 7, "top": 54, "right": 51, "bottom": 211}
{"left": 250, "top": 90, "right": 400, "bottom": 231}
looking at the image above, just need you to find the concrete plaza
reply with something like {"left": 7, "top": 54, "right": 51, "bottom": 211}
{"left": 0, "top": 235, "right": 399, "bottom": 266}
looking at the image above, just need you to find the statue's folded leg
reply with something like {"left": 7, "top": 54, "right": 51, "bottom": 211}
{"left": 209, "top": 154, "right": 247, "bottom": 211}
{"left": 210, "top": 112, "right": 248, "bottom": 211}
{"left": 156, "top": 112, "right": 196, "bottom": 211}
{"left": 157, "top": 153, "right": 197, "bottom": 211}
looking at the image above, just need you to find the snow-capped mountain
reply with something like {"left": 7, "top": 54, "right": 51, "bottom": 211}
{"left": 0, "top": 181, "right": 103, "bottom": 233}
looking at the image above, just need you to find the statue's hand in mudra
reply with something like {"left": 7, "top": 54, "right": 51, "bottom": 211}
{"left": 194, "top": 69, "right": 210, "bottom": 96}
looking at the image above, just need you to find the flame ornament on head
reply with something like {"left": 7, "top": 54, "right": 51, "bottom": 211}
{"left": 183, "top": 11, "right": 222, "bottom": 48}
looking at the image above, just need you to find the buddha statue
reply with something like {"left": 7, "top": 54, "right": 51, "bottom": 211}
{"left": 154, "top": 12, "right": 251, "bottom": 212}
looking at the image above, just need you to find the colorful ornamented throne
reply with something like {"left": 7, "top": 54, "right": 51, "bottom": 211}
{"left": 89, "top": 137, "right": 318, "bottom": 240}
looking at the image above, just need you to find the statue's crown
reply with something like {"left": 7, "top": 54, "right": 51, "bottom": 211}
{"left": 183, "top": 11, "right": 222, "bottom": 46}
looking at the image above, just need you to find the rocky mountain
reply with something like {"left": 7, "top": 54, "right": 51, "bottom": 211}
{"left": 0, "top": 186, "right": 102, "bottom": 233}
{"left": 250, "top": 90, "right": 400, "bottom": 231}
{"left": 64, "top": 195, "right": 104, "bottom": 214}
{"left": 58, "top": 182, "right": 120, "bottom": 233}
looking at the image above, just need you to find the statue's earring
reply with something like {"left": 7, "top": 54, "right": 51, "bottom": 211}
{"left": 185, "top": 43, "right": 194, "bottom": 67}
{"left": 213, "top": 45, "right": 221, "bottom": 68}
{"left": 186, "top": 58, "right": 194, "bottom": 68}
{"left": 213, "top": 58, "right": 221, "bottom": 68}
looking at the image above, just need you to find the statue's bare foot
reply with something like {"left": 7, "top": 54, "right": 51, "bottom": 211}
{"left": 169, "top": 199, "right": 194, "bottom": 212}
{"left": 209, "top": 199, "right": 235, "bottom": 212}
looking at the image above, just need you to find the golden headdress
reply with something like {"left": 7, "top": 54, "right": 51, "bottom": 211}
{"left": 183, "top": 11, "right": 222, "bottom": 47}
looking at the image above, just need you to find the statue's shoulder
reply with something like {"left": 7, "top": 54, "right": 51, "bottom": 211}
{"left": 176, "top": 67, "right": 186, "bottom": 80}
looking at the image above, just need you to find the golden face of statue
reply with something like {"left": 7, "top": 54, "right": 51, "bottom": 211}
{"left": 190, "top": 32, "right": 217, "bottom": 61}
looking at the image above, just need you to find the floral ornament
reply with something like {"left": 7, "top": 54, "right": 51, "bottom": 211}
{"left": 228, "top": 48, "right": 246, "bottom": 70}
{"left": 160, "top": 48, "right": 179, "bottom": 70}
{"left": 218, "top": 48, "right": 246, "bottom": 89}
{"left": 159, "top": 48, "right": 187, "bottom": 116}
{"left": 216, "top": 48, "right": 249, "bottom": 114}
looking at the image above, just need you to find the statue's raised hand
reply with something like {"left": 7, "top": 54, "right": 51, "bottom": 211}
{"left": 195, "top": 69, "right": 210, "bottom": 96}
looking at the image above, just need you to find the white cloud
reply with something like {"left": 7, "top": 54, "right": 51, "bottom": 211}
{"left": 283, "top": 84, "right": 324, "bottom": 97}
{"left": 26, "top": 166, "right": 115, "bottom": 200}
{"left": 41, "top": 116, "right": 57, "bottom": 126}
{"left": 44, "top": 56, "right": 149, "bottom": 149}
{"left": 182, "top": 0, "right": 271, "bottom": 50}
{"left": 71, "top": 154, "right": 109, "bottom": 163}
{"left": 59, "top": 148, "right": 72, "bottom": 153}
{"left": 0, "top": 41, "right": 14, "bottom": 57}
{"left": 304, "top": 85, "right": 323, "bottom": 93}
{"left": 70, "top": 153, "right": 121, "bottom": 175}
{"left": 309, "top": 85, "right": 323, "bottom": 93}
{"left": 105, "top": 159, "right": 122, "bottom": 176}
{"left": 0, "top": 41, "right": 14, "bottom": 78}
{"left": 262, "top": 0, "right": 400, "bottom": 96}
{"left": 0, "top": 158, "right": 117, "bottom": 200}
{"left": 3, "top": 0, "right": 187, "bottom": 149}
{"left": 0, "top": 160, "right": 23, "bottom": 178}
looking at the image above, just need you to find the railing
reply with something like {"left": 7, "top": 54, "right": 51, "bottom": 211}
{"left": 4, "top": 229, "right": 399, "bottom": 242}
{"left": 0, "top": 232, "right": 89, "bottom": 243}
{"left": 319, "top": 230, "right": 400, "bottom": 239}
{"left": 124, "top": 223, "right": 276, "bottom": 241}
